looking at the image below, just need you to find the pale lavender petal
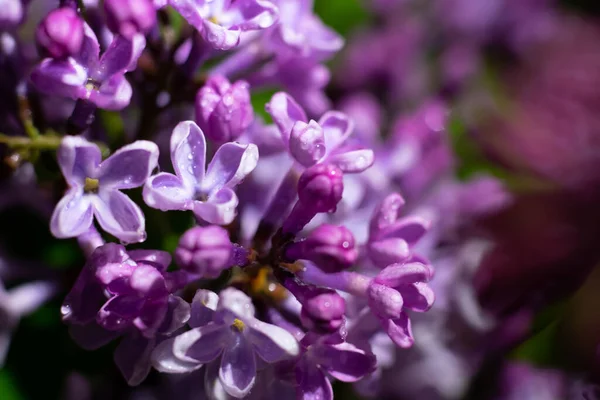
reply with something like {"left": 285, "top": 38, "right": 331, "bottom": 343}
{"left": 193, "top": 187, "right": 239, "bottom": 225}
{"left": 98, "top": 140, "right": 159, "bottom": 189}
{"left": 88, "top": 74, "right": 133, "bottom": 110}
{"left": 245, "top": 319, "right": 300, "bottom": 362}
{"left": 400, "top": 282, "right": 435, "bottom": 312}
{"left": 170, "top": 120, "right": 207, "bottom": 189}
{"left": 289, "top": 120, "right": 325, "bottom": 167}
{"left": 74, "top": 23, "right": 100, "bottom": 67}
{"left": 320, "top": 111, "right": 353, "bottom": 153}
{"left": 129, "top": 250, "right": 171, "bottom": 271}
{"left": 202, "top": 143, "right": 259, "bottom": 192}
{"left": 313, "top": 342, "right": 376, "bottom": 382}
{"left": 151, "top": 337, "right": 203, "bottom": 373}
{"left": 217, "top": 287, "right": 255, "bottom": 318}
{"left": 236, "top": 0, "right": 279, "bottom": 30}
{"left": 190, "top": 289, "right": 219, "bottom": 328}
{"left": 143, "top": 173, "right": 195, "bottom": 211}
{"left": 114, "top": 334, "right": 155, "bottom": 386}
{"left": 265, "top": 92, "right": 307, "bottom": 142}
{"left": 50, "top": 190, "right": 94, "bottom": 239}
{"left": 56, "top": 136, "right": 102, "bottom": 186}
{"left": 69, "top": 323, "right": 120, "bottom": 350}
{"left": 125, "top": 34, "right": 146, "bottom": 72}
{"left": 296, "top": 358, "right": 333, "bottom": 400}
{"left": 30, "top": 58, "right": 87, "bottom": 100}
{"left": 381, "top": 312, "right": 414, "bottom": 348}
{"left": 174, "top": 324, "right": 227, "bottom": 363}
{"left": 327, "top": 148, "right": 374, "bottom": 173}
{"left": 92, "top": 189, "right": 146, "bottom": 243}
{"left": 6, "top": 281, "right": 56, "bottom": 316}
{"left": 219, "top": 335, "right": 256, "bottom": 398}
{"left": 374, "top": 262, "right": 432, "bottom": 287}
{"left": 202, "top": 20, "right": 241, "bottom": 50}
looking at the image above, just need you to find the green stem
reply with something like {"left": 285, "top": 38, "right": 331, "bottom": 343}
{"left": 0, "top": 133, "right": 110, "bottom": 156}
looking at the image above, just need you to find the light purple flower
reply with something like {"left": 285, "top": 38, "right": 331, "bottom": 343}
{"left": 31, "top": 23, "right": 145, "bottom": 110}
{"left": 104, "top": 0, "right": 157, "bottom": 39}
{"left": 152, "top": 288, "right": 300, "bottom": 397}
{"left": 195, "top": 75, "right": 254, "bottom": 143}
{"left": 0, "top": 0, "right": 24, "bottom": 31}
{"left": 143, "top": 120, "right": 259, "bottom": 225}
{"left": 169, "top": 0, "right": 278, "bottom": 50}
{"left": 175, "top": 225, "right": 233, "bottom": 277}
{"left": 50, "top": 136, "right": 158, "bottom": 243}
{"left": 265, "top": 92, "right": 374, "bottom": 173}
{"left": 35, "top": 7, "right": 84, "bottom": 59}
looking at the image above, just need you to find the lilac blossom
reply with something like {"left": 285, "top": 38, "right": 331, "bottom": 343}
{"left": 30, "top": 23, "right": 145, "bottom": 110}
{"left": 169, "top": 0, "right": 278, "bottom": 50}
{"left": 0, "top": 0, "right": 24, "bottom": 31}
{"left": 104, "top": 0, "right": 157, "bottom": 39}
{"left": 50, "top": 136, "right": 158, "bottom": 243}
{"left": 62, "top": 244, "right": 190, "bottom": 385}
{"left": 174, "top": 225, "right": 234, "bottom": 277}
{"left": 35, "top": 7, "right": 84, "bottom": 59}
{"left": 143, "top": 120, "right": 259, "bottom": 225}
{"left": 152, "top": 288, "right": 299, "bottom": 397}
{"left": 265, "top": 92, "right": 374, "bottom": 172}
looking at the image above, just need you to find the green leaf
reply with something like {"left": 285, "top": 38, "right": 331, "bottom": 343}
{"left": 252, "top": 89, "right": 277, "bottom": 123}
{"left": 0, "top": 370, "right": 24, "bottom": 400}
{"left": 314, "top": 0, "right": 371, "bottom": 37}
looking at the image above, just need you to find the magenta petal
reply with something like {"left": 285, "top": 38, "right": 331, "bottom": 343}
{"left": 30, "top": 58, "right": 87, "bottom": 100}
{"left": 374, "top": 262, "right": 433, "bottom": 287}
{"left": 245, "top": 319, "right": 300, "bottom": 362}
{"left": 327, "top": 148, "right": 374, "bottom": 173}
{"left": 219, "top": 335, "right": 256, "bottom": 398}
{"left": 170, "top": 121, "right": 207, "bottom": 189}
{"left": 376, "top": 215, "right": 430, "bottom": 244}
{"left": 320, "top": 111, "right": 353, "bottom": 153}
{"left": 369, "top": 193, "right": 405, "bottom": 235}
{"left": 92, "top": 189, "right": 146, "bottom": 243}
{"left": 50, "top": 190, "right": 94, "bottom": 239}
{"left": 98, "top": 140, "right": 158, "bottom": 189}
{"left": 399, "top": 282, "right": 435, "bottom": 312}
{"left": 143, "top": 172, "right": 194, "bottom": 211}
{"left": 174, "top": 324, "right": 227, "bottom": 363}
{"left": 193, "top": 187, "right": 239, "bottom": 225}
{"left": 367, "top": 283, "right": 403, "bottom": 320}
{"left": 114, "top": 334, "right": 155, "bottom": 386}
{"left": 295, "top": 358, "right": 333, "bottom": 400}
{"left": 265, "top": 92, "right": 307, "bottom": 142}
{"left": 56, "top": 136, "right": 102, "bottom": 186}
{"left": 381, "top": 312, "right": 414, "bottom": 348}
{"left": 203, "top": 142, "right": 259, "bottom": 192}
{"left": 313, "top": 342, "right": 376, "bottom": 382}
{"left": 367, "top": 238, "right": 410, "bottom": 268}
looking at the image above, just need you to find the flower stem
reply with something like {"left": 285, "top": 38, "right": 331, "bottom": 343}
{"left": 0, "top": 133, "right": 110, "bottom": 156}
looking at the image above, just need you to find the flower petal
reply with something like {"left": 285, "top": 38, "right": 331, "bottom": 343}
{"left": 245, "top": 318, "right": 300, "bottom": 363}
{"left": 367, "top": 283, "right": 403, "bottom": 320}
{"left": 381, "top": 312, "right": 414, "bottom": 348}
{"left": 114, "top": 334, "right": 155, "bottom": 386}
{"left": 399, "top": 282, "right": 435, "bottom": 312}
{"left": 143, "top": 172, "right": 195, "bottom": 211}
{"left": 50, "top": 189, "right": 94, "bottom": 239}
{"left": 295, "top": 358, "right": 333, "bottom": 400}
{"left": 190, "top": 289, "right": 219, "bottom": 328}
{"left": 265, "top": 92, "right": 307, "bottom": 143}
{"left": 367, "top": 238, "right": 410, "bottom": 268}
{"left": 98, "top": 140, "right": 158, "bottom": 189}
{"left": 174, "top": 324, "right": 227, "bottom": 363}
{"left": 217, "top": 287, "right": 255, "bottom": 318}
{"left": 128, "top": 250, "right": 172, "bottom": 271}
{"left": 320, "top": 111, "right": 353, "bottom": 153}
{"left": 236, "top": 0, "right": 279, "bottom": 30}
{"left": 201, "top": 20, "right": 241, "bottom": 50}
{"left": 219, "top": 334, "right": 256, "bottom": 398}
{"left": 158, "top": 295, "right": 191, "bottom": 335}
{"left": 203, "top": 142, "right": 259, "bottom": 192}
{"left": 376, "top": 215, "right": 430, "bottom": 244}
{"left": 92, "top": 189, "right": 146, "bottom": 243}
{"left": 69, "top": 322, "right": 120, "bottom": 350}
{"left": 374, "top": 262, "right": 433, "bottom": 287}
{"left": 151, "top": 337, "right": 203, "bottom": 373}
{"left": 170, "top": 120, "right": 207, "bottom": 189}
{"left": 56, "top": 136, "right": 102, "bottom": 186}
{"left": 30, "top": 58, "right": 87, "bottom": 100}
{"left": 313, "top": 342, "right": 376, "bottom": 382}
{"left": 74, "top": 23, "right": 100, "bottom": 67}
{"left": 193, "top": 187, "right": 239, "bottom": 225}
{"left": 92, "top": 35, "right": 137, "bottom": 82}
{"left": 88, "top": 74, "right": 133, "bottom": 110}
{"left": 327, "top": 148, "right": 374, "bottom": 173}
{"left": 289, "top": 120, "right": 326, "bottom": 167}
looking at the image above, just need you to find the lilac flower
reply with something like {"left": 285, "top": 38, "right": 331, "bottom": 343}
{"left": 169, "top": 0, "right": 278, "bottom": 50}
{"left": 295, "top": 333, "right": 376, "bottom": 400}
{"left": 62, "top": 244, "right": 190, "bottom": 385}
{"left": 50, "top": 136, "right": 158, "bottom": 243}
{"left": 195, "top": 75, "right": 254, "bottom": 143}
{"left": 265, "top": 92, "right": 374, "bottom": 172}
{"left": 174, "top": 225, "right": 234, "bottom": 277}
{"left": 367, "top": 193, "right": 429, "bottom": 269}
{"left": 104, "top": 0, "right": 157, "bottom": 39}
{"left": 152, "top": 288, "right": 300, "bottom": 397}
{"left": 143, "top": 121, "right": 259, "bottom": 225}
{"left": 30, "top": 23, "right": 145, "bottom": 110}
{"left": 35, "top": 8, "right": 84, "bottom": 59}
{"left": 0, "top": 0, "right": 24, "bottom": 31}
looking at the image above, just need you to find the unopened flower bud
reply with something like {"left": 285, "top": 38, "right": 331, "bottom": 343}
{"left": 35, "top": 8, "right": 83, "bottom": 59}
{"left": 286, "top": 224, "right": 357, "bottom": 273}
{"left": 0, "top": 0, "right": 23, "bottom": 31}
{"left": 195, "top": 75, "right": 254, "bottom": 143}
{"left": 286, "top": 279, "right": 345, "bottom": 333}
{"left": 298, "top": 163, "right": 344, "bottom": 212}
{"left": 104, "top": 0, "right": 156, "bottom": 39}
{"left": 175, "top": 226, "right": 233, "bottom": 278}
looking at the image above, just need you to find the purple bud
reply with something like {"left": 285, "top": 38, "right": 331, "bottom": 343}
{"left": 35, "top": 8, "right": 84, "bottom": 59}
{"left": 297, "top": 164, "right": 344, "bottom": 213}
{"left": 0, "top": 0, "right": 23, "bottom": 31}
{"left": 104, "top": 0, "right": 156, "bottom": 39}
{"left": 286, "top": 279, "right": 345, "bottom": 333}
{"left": 195, "top": 75, "right": 254, "bottom": 143}
{"left": 174, "top": 226, "right": 233, "bottom": 278}
{"left": 286, "top": 224, "right": 358, "bottom": 273}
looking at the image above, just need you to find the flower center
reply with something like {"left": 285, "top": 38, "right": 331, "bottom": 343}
{"left": 85, "top": 78, "right": 100, "bottom": 91}
{"left": 84, "top": 177, "right": 100, "bottom": 193}
{"left": 231, "top": 318, "right": 245, "bottom": 332}
{"left": 209, "top": 16, "right": 219, "bottom": 25}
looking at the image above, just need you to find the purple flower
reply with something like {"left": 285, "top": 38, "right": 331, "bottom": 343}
{"left": 0, "top": 0, "right": 24, "bottom": 31}
{"left": 152, "top": 288, "right": 300, "bottom": 397}
{"left": 35, "top": 8, "right": 84, "bottom": 59}
{"left": 30, "top": 23, "right": 145, "bottom": 110}
{"left": 286, "top": 224, "right": 358, "bottom": 273}
{"left": 295, "top": 333, "right": 376, "bottom": 400}
{"left": 175, "top": 225, "right": 233, "bottom": 277}
{"left": 104, "top": 0, "right": 157, "bottom": 39}
{"left": 169, "top": 0, "right": 278, "bottom": 50}
{"left": 195, "top": 75, "right": 254, "bottom": 143}
{"left": 50, "top": 136, "right": 158, "bottom": 243}
{"left": 285, "top": 279, "right": 346, "bottom": 333}
{"left": 143, "top": 120, "right": 259, "bottom": 225}
{"left": 266, "top": 92, "right": 374, "bottom": 172}
{"left": 62, "top": 244, "right": 190, "bottom": 385}
{"left": 367, "top": 193, "right": 429, "bottom": 268}
{"left": 367, "top": 262, "right": 434, "bottom": 348}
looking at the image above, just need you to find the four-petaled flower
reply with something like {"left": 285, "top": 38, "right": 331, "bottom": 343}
{"left": 143, "top": 120, "right": 259, "bottom": 225}
{"left": 51, "top": 136, "right": 158, "bottom": 243}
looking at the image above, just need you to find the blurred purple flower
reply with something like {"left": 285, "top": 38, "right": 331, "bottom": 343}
{"left": 35, "top": 7, "right": 84, "bottom": 59}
